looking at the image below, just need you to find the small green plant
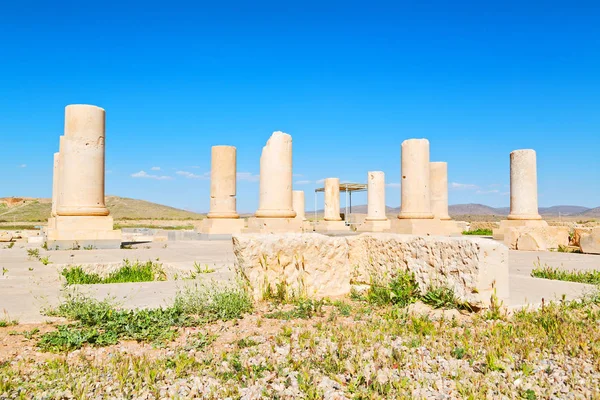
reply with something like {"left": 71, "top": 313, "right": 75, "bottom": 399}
{"left": 265, "top": 298, "right": 325, "bottom": 320}
{"left": 120, "top": 244, "right": 133, "bottom": 249}
{"left": 451, "top": 346, "right": 466, "bottom": 359}
{"left": 6, "top": 242, "right": 14, "bottom": 249}
{"left": 39, "top": 256, "right": 51, "bottom": 265}
{"left": 422, "top": 286, "right": 472, "bottom": 311}
{"left": 185, "top": 331, "right": 217, "bottom": 350}
{"left": 0, "top": 319, "right": 18, "bottom": 327}
{"left": 83, "top": 245, "right": 96, "bottom": 250}
{"left": 41, "top": 242, "right": 48, "bottom": 250}
{"left": 531, "top": 263, "right": 600, "bottom": 285}
{"left": 462, "top": 228, "right": 493, "bottom": 236}
{"left": 363, "top": 271, "right": 420, "bottom": 307}
{"left": 236, "top": 337, "right": 259, "bottom": 348}
{"left": 189, "top": 262, "right": 215, "bottom": 278}
{"left": 61, "top": 260, "right": 166, "bottom": 285}
{"left": 26, "top": 248, "right": 40, "bottom": 260}
{"left": 173, "top": 282, "right": 253, "bottom": 322}
{"left": 2, "top": 267, "right": 7, "bottom": 276}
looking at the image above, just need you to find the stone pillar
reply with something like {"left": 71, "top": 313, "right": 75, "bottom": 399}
{"left": 508, "top": 150, "right": 542, "bottom": 220}
{"left": 391, "top": 138, "right": 446, "bottom": 235}
{"left": 207, "top": 146, "right": 239, "bottom": 219}
{"left": 255, "top": 131, "right": 296, "bottom": 218}
{"left": 430, "top": 162, "right": 451, "bottom": 220}
{"left": 46, "top": 104, "right": 121, "bottom": 249}
{"left": 56, "top": 105, "right": 109, "bottom": 216}
{"left": 398, "top": 139, "right": 434, "bottom": 220}
{"left": 358, "top": 171, "right": 391, "bottom": 232}
{"left": 493, "top": 149, "right": 548, "bottom": 242}
{"left": 293, "top": 190, "right": 306, "bottom": 220}
{"left": 51, "top": 152, "right": 60, "bottom": 217}
{"left": 246, "top": 131, "right": 301, "bottom": 233}
{"left": 199, "top": 146, "right": 245, "bottom": 234}
{"left": 324, "top": 178, "right": 342, "bottom": 221}
{"left": 366, "top": 171, "right": 386, "bottom": 221}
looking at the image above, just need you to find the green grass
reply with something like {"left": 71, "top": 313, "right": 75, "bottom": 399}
{"left": 38, "top": 283, "right": 253, "bottom": 352}
{"left": 0, "top": 319, "right": 18, "bottom": 328}
{"left": 265, "top": 299, "right": 326, "bottom": 320}
{"left": 113, "top": 223, "right": 195, "bottom": 230}
{"left": 61, "top": 260, "right": 166, "bottom": 285}
{"left": 0, "top": 225, "right": 39, "bottom": 230}
{"left": 462, "top": 228, "right": 493, "bottom": 235}
{"left": 531, "top": 265, "right": 600, "bottom": 285}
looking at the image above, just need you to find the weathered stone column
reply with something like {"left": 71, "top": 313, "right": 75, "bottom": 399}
{"left": 56, "top": 105, "right": 109, "bottom": 216}
{"left": 358, "top": 171, "right": 391, "bottom": 232}
{"left": 255, "top": 131, "right": 296, "bottom": 218}
{"left": 51, "top": 152, "right": 60, "bottom": 217}
{"left": 430, "top": 162, "right": 451, "bottom": 220}
{"left": 324, "top": 178, "right": 342, "bottom": 221}
{"left": 508, "top": 149, "right": 542, "bottom": 220}
{"left": 207, "top": 146, "right": 239, "bottom": 219}
{"left": 398, "top": 139, "right": 434, "bottom": 219}
{"left": 366, "top": 171, "right": 386, "bottom": 221}
{"left": 293, "top": 190, "right": 306, "bottom": 220}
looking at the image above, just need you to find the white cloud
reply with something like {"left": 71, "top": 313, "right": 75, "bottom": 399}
{"left": 131, "top": 170, "right": 172, "bottom": 180}
{"left": 237, "top": 172, "right": 259, "bottom": 182}
{"left": 476, "top": 189, "right": 500, "bottom": 194}
{"left": 315, "top": 178, "right": 325, "bottom": 184}
{"left": 295, "top": 180, "right": 312, "bottom": 185}
{"left": 450, "top": 182, "right": 479, "bottom": 190}
{"left": 150, "top": 166, "right": 161, "bottom": 171}
{"left": 176, "top": 171, "right": 209, "bottom": 179}
{"left": 19, "top": 164, "right": 26, "bottom": 168}
{"left": 386, "top": 182, "right": 401, "bottom": 188}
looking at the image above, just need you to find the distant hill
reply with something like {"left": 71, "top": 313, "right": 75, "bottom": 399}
{"left": 0, "top": 196, "right": 204, "bottom": 222}
{"left": 448, "top": 204, "right": 505, "bottom": 216}
{"left": 539, "top": 205, "right": 590, "bottom": 216}
{"left": 577, "top": 207, "right": 600, "bottom": 218}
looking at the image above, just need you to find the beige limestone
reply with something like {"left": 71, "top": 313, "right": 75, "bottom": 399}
{"left": 315, "top": 220, "right": 349, "bottom": 232}
{"left": 398, "top": 139, "right": 434, "bottom": 220}
{"left": 51, "top": 152, "right": 59, "bottom": 217}
{"left": 323, "top": 178, "right": 342, "bottom": 221}
{"left": 508, "top": 149, "right": 542, "bottom": 221}
{"left": 389, "top": 218, "right": 444, "bottom": 235}
{"left": 430, "top": 162, "right": 451, "bottom": 220}
{"left": 207, "top": 146, "right": 239, "bottom": 219}
{"left": 199, "top": 145, "right": 245, "bottom": 234}
{"left": 357, "top": 171, "right": 390, "bottom": 232}
{"left": 572, "top": 228, "right": 592, "bottom": 247}
{"left": 245, "top": 217, "right": 302, "bottom": 234}
{"left": 56, "top": 105, "right": 109, "bottom": 217}
{"left": 292, "top": 190, "right": 306, "bottom": 221}
{"left": 493, "top": 218, "right": 548, "bottom": 241}
{"left": 504, "top": 226, "right": 569, "bottom": 251}
{"left": 579, "top": 227, "right": 600, "bottom": 254}
{"left": 255, "top": 131, "right": 296, "bottom": 219}
{"left": 233, "top": 233, "right": 509, "bottom": 309}
{"left": 0, "top": 231, "right": 13, "bottom": 242}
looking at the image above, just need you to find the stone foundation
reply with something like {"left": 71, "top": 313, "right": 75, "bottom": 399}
{"left": 245, "top": 217, "right": 303, "bottom": 233}
{"left": 504, "top": 226, "right": 569, "bottom": 251}
{"left": 357, "top": 219, "right": 391, "bottom": 232}
{"left": 233, "top": 232, "right": 509, "bottom": 309}
{"left": 46, "top": 215, "right": 121, "bottom": 249}
{"left": 492, "top": 219, "right": 548, "bottom": 240}
{"left": 197, "top": 218, "right": 245, "bottom": 235}
{"left": 389, "top": 218, "right": 445, "bottom": 236}
{"left": 314, "top": 220, "right": 350, "bottom": 233}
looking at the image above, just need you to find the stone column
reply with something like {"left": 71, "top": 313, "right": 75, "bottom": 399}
{"left": 56, "top": 105, "right": 109, "bottom": 216}
{"left": 430, "top": 162, "right": 451, "bottom": 220}
{"left": 324, "top": 178, "right": 342, "bottom": 221}
{"left": 293, "top": 190, "right": 306, "bottom": 220}
{"left": 398, "top": 139, "right": 434, "bottom": 219}
{"left": 51, "top": 152, "right": 60, "bottom": 217}
{"left": 508, "top": 149, "right": 542, "bottom": 220}
{"left": 366, "top": 171, "right": 386, "bottom": 221}
{"left": 207, "top": 146, "right": 239, "bottom": 219}
{"left": 255, "top": 131, "right": 296, "bottom": 218}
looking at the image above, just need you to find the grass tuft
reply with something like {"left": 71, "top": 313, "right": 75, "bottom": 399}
{"left": 61, "top": 260, "right": 166, "bottom": 285}
{"left": 531, "top": 265, "right": 600, "bottom": 285}
{"left": 462, "top": 228, "right": 493, "bottom": 236}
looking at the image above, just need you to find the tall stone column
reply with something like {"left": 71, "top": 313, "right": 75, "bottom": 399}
{"left": 358, "top": 171, "right": 391, "bottom": 232}
{"left": 255, "top": 131, "right": 296, "bottom": 218}
{"left": 56, "top": 105, "right": 109, "bottom": 216}
{"left": 366, "top": 171, "right": 386, "bottom": 221}
{"left": 199, "top": 146, "right": 245, "bottom": 234}
{"left": 493, "top": 149, "right": 548, "bottom": 242}
{"left": 398, "top": 139, "right": 434, "bottom": 220}
{"left": 508, "top": 150, "right": 542, "bottom": 220}
{"left": 293, "top": 190, "right": 306, "bottom": 220}
{"left": 46, "top": 104, "right": 121, "bottom": 249}
{"left": 51, "top": 152, "right": 60, "bottom": 217}
{"left": 324, "top": 178, "right": 342, "bottom": 221}
{"left": 430, "top": 162, "right": 451, "bottom": 220}
{"left": 208, "top": 146, "right": 239, "bottom": 219}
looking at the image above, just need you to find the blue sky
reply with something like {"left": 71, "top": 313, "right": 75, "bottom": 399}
{"left": 1, "top": 1, "right": 599, "bottom": 212}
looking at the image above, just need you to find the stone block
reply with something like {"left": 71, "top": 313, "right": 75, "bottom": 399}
{"left": 492, "top": 219, "right": 548, "bottom": 240}
{"left": 233, "top": 232, "right": 509, "bottom": 309}
{"left": 356, "top": 219, "right": 391, "bottom": 232}
{"left": 504, "top": 226, "right": 569, "bottom": 251}
{"left": 0, "top": 231, "right": 13, "bottom": 242}
{"left": 389, "top": 218, "right": 445, "bottom": 236}
{"left": 580, "top": 227, "right": 600, "bottom": 254}
{"left": 196, "top": 218, "right": 245, "bottom": 235}
{"left": 245, "top": 217, "right": 303, "bottom": 233}
{"left": 314, "top": 220, "right": 350, "bottom": 233}
{"left": 572, "top": 228, "right": 593, "bottom": 247}
{"left": 46, "top": 215, "right": 121, "bottom": 250}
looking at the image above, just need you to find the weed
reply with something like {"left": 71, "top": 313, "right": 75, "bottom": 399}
{"left": 27, "top": 248, "right": 40, "bottom": 260}
{"left": 61, "top": 260, "right": 166, "bottom": 285}
{"left": 185, "top": 331, "right": 217, "bottom": 350}
{"left": 422, "top": 286, "right": 472, "bottom": 311}
{"left": 189, "top": 262, "right": 215, "bottom": 278}
{"left": 236, "top": 337, "right": 259, "bottom": 348}
{"left": 265, "top": 299, "right": 325, "bottom": 320}
{"left": 173, "top": 282, "right": 253, "bottom": 322}
{"left": 531, "top": 264, "right": 600, "bottom": 285}
{"left": 363, "top": 271, "right": 420, "bottom": 307}
{"left": 40, "top": 256, "right": 51, "bottom": 265}
{"left": 6, "top": 242, "right": 14, "bottom": 249}
{"left": 462, "top": 228, "right": 493, "bottom": 236}
{"left": 41, "top": 242, "right": 48, "bottom": 250}
{"left": 0, "top": 319, "right": 18, "bottom": 328}
{"left": 451, "top": 346, "right": 466, "bottom": 359}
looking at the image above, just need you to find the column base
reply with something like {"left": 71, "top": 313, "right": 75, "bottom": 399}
{"left": 314, "top": 220, "right": 350, "bottom": 233}
{"left": 46, "top": 215, "right": 121, "bottom": 250}
{"left": 357, "top": 219, "right": 391, "bottom": 232}
{"left": 493, "top": 219, "right": 548, "bottom": 240}
{"left": 244, "top": 217, "right": 303, "bottom": 233}
{"left": 195, "top": 218, "right": 246, "bottom": 235}
{"left": 439, "top": 220, "right": 464, "bottom": 236}
{"left": 389, "top": 218, "right": 446, "bottom": 236}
